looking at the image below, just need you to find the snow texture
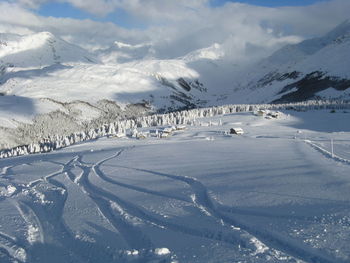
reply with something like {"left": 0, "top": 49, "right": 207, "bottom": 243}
{"left": 0, "top": 109, "right": 349, "bottom": 262}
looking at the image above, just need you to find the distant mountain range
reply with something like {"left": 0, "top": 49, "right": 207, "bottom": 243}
{"left": 230, "top": 20, "right": 350, "bottom": 103}
{"left": 0, "top": 20, "right": 349, "bottom": 148}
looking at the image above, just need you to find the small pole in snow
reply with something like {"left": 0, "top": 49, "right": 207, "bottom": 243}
{"left": 331, "top": 138, "right": 334, "bottom": 158}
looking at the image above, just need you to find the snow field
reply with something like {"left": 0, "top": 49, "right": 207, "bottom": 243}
{"left": 0, "top": 110, "right": 349, "bottom": 262}
{"left": 1, "top": 100, "right": 349, "bottom": 158}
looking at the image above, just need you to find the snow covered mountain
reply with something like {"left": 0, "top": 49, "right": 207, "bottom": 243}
{"left": 0, "top": 31, "right": 210, "bottom": 110}
{"left": 1, "top": 21, "right": 350, "bottom": 149}
{"left": 0, "top": 31, "right": 213, "bottom": 148}
{"left": 231, "top": 20, "right": 350, "bottom": 103}
{"left": 0, "top": 32, "right": 97, "bottom": 68}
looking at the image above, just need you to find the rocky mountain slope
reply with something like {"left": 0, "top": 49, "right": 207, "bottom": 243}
{"left": 231, "top": 20, "right": 350, "bottom": 103}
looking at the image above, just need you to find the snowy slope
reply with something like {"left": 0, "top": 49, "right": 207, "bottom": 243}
{"left": 0, "top": 110, "right": 349, "bottom": 262}
{"left": 0, "top": 32, "right": 211, "bottom": 149}
{"left": 0, "top": 59, "right": 206, "bottom": 110}
{"left": 231, "top": 20, "right": 350, "bottom": 103}
{"left": 1, "top": 21, "right": 350, "bottom": 149}
{"left": 0, "top": 32, "right": 97, "bottom": 68}
{"left": 0, "top": 32, "right": 210, "bottom": 110}
{"left": 0, "top": 32, "right": 214, "bottom": 148}
{"left": 0, "top": 31, "right": 231, "bottom": 115}
{"left": 2, "top": 21, "right": 350, "bottom": 109}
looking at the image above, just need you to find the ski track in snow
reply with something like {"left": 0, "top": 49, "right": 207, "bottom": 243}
{"left": 0, "top": 110, "right": 349, "bottom": 263}
{"left": 0, "top": 149, "right": 344, "bottom": 263}
{"left": 71, "top": 157, "right": 154, "bottom": 250}
{"left": 14, "top": 156, "right": 91, "bottom": 262}
{"left": 113, "top": 162, "right": 341, "bottom": 263}
{"left": 0, "top": 231, "right": 27, "bottom": 262}
{"left": 81, "top": 148, "right": 344, "bottom": 263}
{"left": 75, "top": 150, "right": 249, "bottom": 251}
{"left": 0, "top": 156, "right": 111, "bottom": 263}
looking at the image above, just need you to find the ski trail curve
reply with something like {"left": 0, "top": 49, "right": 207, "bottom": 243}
{"left": 91, "top": 149, "right": 190, "bottom": 203}
{"left": 66, "top": 160, "right": 154, "bottom": 250}
{"left": 74, "top": 153, "right": 256, "bottom": 250}
{"left": 117, "top": 165, "right": 343, "bottom": 263}
{"left": 13, "top": 155, "right": 94, "bottom": 263}
{"left": 27, "top": 156, "right": 79, "bottom": 188}
{"left": 0, "top": 231, "right": 27, "bottom": 263}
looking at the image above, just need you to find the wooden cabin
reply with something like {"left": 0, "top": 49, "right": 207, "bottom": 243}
{"left": 160, "top": 132, "right": 170, "bottom": 138}
{"left": 175, "top": 125, "right": 186, "bottom": 131}
{"left": 162, "top": 127, "right": 174, "bottom": 134}
{"left": 136, "top": 133, "right": 147, "bottom": 139}
{"left": 255, "top": 110, "right": 266, "bottom": 116}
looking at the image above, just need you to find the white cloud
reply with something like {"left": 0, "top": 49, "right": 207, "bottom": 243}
{"left": 1, "top": 0, "right": 349, "bottom": 63}
{"left": 64, "top": 0, "right": 117, "bottom": 16}
{"left": 0, "top": 1, "right": 148, "bottom": 50}
{"left": 112, "top": 0, "right": 209, "bottom": 22}
{"left": 9, "top": 0, "right": 209, "bottom": 18}
{"left": 11, "top": 0, "right": 46, "bottom": 9}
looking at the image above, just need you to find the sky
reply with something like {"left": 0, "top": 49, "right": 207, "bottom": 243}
{"left": 34, "top": 0, "right": 330, "bottom": 29}
{"left": 0, "top": 0, "right": 349, "bottom": 61}
{"left": 211, "top": 0, "right": 329, "bottom": 7}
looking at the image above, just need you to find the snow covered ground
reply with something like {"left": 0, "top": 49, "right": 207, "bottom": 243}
{"left": 0, "top": 109, "right": 350, "bottom": 263}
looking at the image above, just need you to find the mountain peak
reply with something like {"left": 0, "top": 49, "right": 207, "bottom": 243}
{"left": 0, "top": 32, "right": 97, "bottom": 67}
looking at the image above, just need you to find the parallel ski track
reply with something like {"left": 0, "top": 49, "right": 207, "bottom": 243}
{"left": 68, "top": 160, "right": 154, "bottom": 250}
{"left": 100, "top": 148, "right": 343, "bottom": 263}
{"left": 6, "top": 156, "right": 123, "bottom": 263}
{"left": 72, "top": 152, "right": 251, "bottom": 251}
{"left": 0, "top": 231, "right": 27, "bottom": 263}
{"left": 1, "top": 145, "right": 347, "bottom": 263}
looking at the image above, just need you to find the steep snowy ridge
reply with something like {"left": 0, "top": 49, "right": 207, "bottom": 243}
{"left": 0, "top": 32, "right": 97, "bottom": 68}
{"left": 233, "top": 20, "right": 350, "bottom": 103}
{"left": 266, "top": 20, "right": 350, "bottom": 67}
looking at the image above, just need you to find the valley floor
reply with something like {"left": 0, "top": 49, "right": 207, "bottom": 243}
{"left": 0, "top": 110, "right": 350, "bottom": 263}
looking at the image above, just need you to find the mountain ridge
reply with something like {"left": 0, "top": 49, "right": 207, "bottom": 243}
{"left": 0, "top": 21, "right": 350, "bottom": 148}
{"left": 230, "top": 19, "right": 350, "bottom": 103}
